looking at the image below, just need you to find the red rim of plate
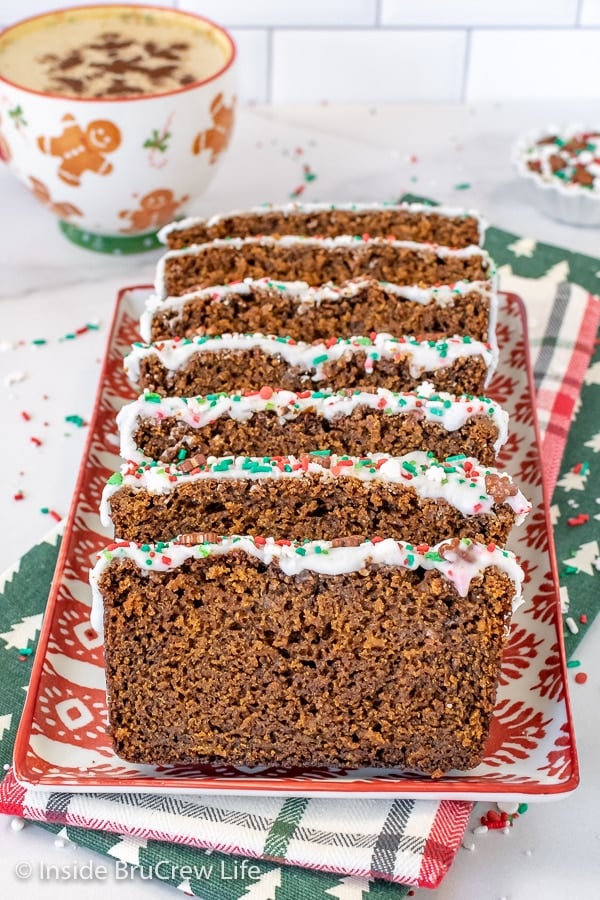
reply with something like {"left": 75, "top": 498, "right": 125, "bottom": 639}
{"left": 0, "top": 4, "right": 236, "bottom": 102}
{"left": 12, "top": 287, "right": 580, "bottom": 797}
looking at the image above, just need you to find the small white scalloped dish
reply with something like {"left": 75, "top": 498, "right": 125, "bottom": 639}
{"left": 512, "top": 125, "right": 600, "bottom": 227}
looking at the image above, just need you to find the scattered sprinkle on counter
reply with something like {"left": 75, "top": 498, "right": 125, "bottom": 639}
{"left": 65, "top": 414, "right": 88, "bottom": 428}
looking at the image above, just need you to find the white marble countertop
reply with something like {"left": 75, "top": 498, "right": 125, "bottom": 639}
{"left": 1, "top": 101, "right": 599, "bottom": 899}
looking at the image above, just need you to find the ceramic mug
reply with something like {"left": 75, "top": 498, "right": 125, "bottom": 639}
{"left": 0, "top": 4, "right": 236, "bottom": 253}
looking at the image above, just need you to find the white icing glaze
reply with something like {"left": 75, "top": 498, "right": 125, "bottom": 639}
{"left": 100, "top": 450, "right": 531, "bottom": 529}
{"left": 139, "top": 276, "right": 495, "bottom": 344}
{"left": 157, "top": 201, "right": 487, "bottom": 244}
{"left": 153, "top": 236, "right": 495, "bottom": 300}
{"left": 117, "top": 385, "right": 509, "bottom": 462}
{"left": 89, "top": 535, "right": 523, "bottom": 637}
{"left": 124, "top": 332, "right": 498, "bottom": 390}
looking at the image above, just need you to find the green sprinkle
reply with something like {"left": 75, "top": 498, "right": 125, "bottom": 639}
{"left": 18, "top": 647, "right": 33, "bottom": 656}
{"left": 32, "top": 338, "right": 47, "bottom": 346}
{"left": 144, "top": 392, "right": 162, "bottom": 403}
{"left": 296, "top": 547, "right": 306, "bottom": 556}
{"left": 177, "top": 448, "right": 188, "bottom": 460}
{"left": 517, "top": 803, "right": 528, "bottom": 814}
{"left": 65, "top": 414, "right": 86, "bottom": 427}
{"left": 445, "top": 454, "right": 466, "bottom": 463}
{"left": 107, "top": 472, "right": 124, "bottom": 486}
{"left": 567, "top": 660, "right": 581, "bottom": 668}
{"left": 424, "top": 551, "right": 443, "bottom": 562}
{"left": 312, "top": 354, "right": 329, "bottom": 365}
{"left": 453, "top": 182, "right": 471, "bottom": 190}
{"left": 562, "top": 565, "right": 578, "bottom": 575}
{"left": 310, "top": 449, "right": 332, "bottom": 456}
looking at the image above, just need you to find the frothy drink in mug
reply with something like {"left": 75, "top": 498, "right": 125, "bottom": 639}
{"left": 0, "top": 6, "right": 229, "bottom": 98}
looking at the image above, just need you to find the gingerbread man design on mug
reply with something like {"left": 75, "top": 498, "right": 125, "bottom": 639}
{"left": 192, "top": 92, "right": 235, "bottom": 164}
{"left": 37, "top": 113, "right": 121, "bottom": 186}
{"left": 118, "top": 188, "right": 190, "bottom": 234}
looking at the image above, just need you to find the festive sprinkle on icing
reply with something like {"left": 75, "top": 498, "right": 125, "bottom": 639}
{"left": 157, "top": 202, "right": 486, "bottom": 244}
{"left": 140, "top": 277, "right": 496, "bottom": 344}
{"left": 89, "top": 535, "right": 523, "bottom": 637}
{"left": 100, "top": 450, "right": 531, "bottom": 528}
{"left": 124, "top": 332, "right": 498, "bottom": 390}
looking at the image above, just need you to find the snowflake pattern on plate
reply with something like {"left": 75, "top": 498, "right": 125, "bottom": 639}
{"left": 12, "top": 289, "right": 578, "bottom": 800}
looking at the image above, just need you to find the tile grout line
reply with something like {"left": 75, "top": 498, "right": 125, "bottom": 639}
{"left": 575, "top": 0, "right": 584, "bottom": 26}
{"left": 266, "top": 27, "right": 274, "bottom": 104}
{"left": 460, "top": 28, "right": 472, "bottom": 103}
{"left": 212, "top": 24, "right": 600, "bottom": 31}
{"left": 375, "top": 0, "right": 383, "bottom": 27}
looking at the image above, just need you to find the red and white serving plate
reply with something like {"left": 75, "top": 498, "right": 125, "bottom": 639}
{"left": 13, "top": 287, "right": 579, "bottom": 800}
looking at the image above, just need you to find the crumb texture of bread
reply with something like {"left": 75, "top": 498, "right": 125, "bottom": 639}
{"left": 107, "top": 475, "right": 517, "bottom": 546}
{"left": 163, "top": 242, "right": 490, "bottom": 296}
{"left": 149, "top": 281, "right": 491, "bottom": 343}
{"left": 136, "top": 350, "right": 489, "bottom": 397}
{"left": 164, "top": 207, "right": 481, "bottom": 249}
{"left": 132, "top": 406, "right": 501, "bottom": 467}
{"left": 100, "top": 554, "right": 514, "bottom": 776}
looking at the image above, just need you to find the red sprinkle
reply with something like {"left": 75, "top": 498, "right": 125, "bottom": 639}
{"left": 580, "top": 614, "right": 588, "bottom": 624}
{"left": 259, "top": 386, "right": 273, "bottom": 400}
{"left": 568, "top": 513, "right": 589, "bottom": 527}
{"left": 20, "top": 411, "right": 31, "bottom": 421}
{"left": 13, "top": 491, "right": 25, "bottom": 501}
{"left": 49, "top": 510, "right": 62, "bottom": 522}
{"left": 575, "top": 672, "right": 588, "bottom": 684}
{"left": 30, "top": 436, "right": 43, "bottom": 447}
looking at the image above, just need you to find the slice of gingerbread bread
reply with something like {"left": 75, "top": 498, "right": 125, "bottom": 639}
{"left": 90, "top": 534, "right": 522, "bottom": 776}
{"left": 158, "top": 201, "right": 486, "bottom": 249}
{"left": 124, "top": 332, "right": 497, "bottom": 397}
{"left": 154, "top": 237, "right": 495, "bottom": 299}
{"left": 117, "top": 386, "right": 509, "bottom": 466}
{"left": 100, "top": 451, "right": 530, "bottom": 546}
{"left": 141, "top": 278, "right": 496, "bottom": 345}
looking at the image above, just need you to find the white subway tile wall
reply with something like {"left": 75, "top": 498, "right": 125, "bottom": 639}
{"left": 271, "top": 30, "right": 467, "bottom": 103}
{"left": 0, "top": 0, "right": 597, "bottom": 102}
{"left": 380, "top": 1, "right": 580, "bottom": 27}
{"left": 579, "top": 0, "right": 600, "bottom": 25}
